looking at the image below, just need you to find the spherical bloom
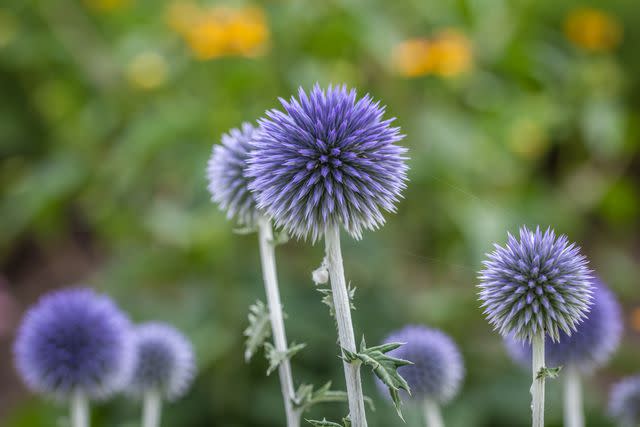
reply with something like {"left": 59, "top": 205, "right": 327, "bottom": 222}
{"left": 13, "top": 288, "right": 133, "bottom": 400}
{"left": 375, "top": 325, "right": 464, "bottom": 403}
{"left": 504, "top": 278, "right": 622, "bottom": 372}
{"left": 207, "top": 122, "right": 260, "bottom": 227}
{"left": 609, "top": 376, "right": 640, "bottom": 427}
{"left": 478, "top": 226, "right": 592, "bottom": 342}
{"left": 246, "top": 84, "right": 408, "bottom": 241}
{"left": 127, "top": 323, "right": 196, "bottom": 401}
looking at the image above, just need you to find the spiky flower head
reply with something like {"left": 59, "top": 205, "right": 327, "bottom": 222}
{"left": 609, "top": 376, "right": 640, "bottom": 427}
{"left": 479, "top": 226, "right": 592, "bottom": 342}
{"left": 504, "top": 278, "right": 622, "bottom": 372}
{"left": 13, "top": 288, "right": 133, "bottom": 400}
{"left": 127, "top": 323, "right": 196, "bottom": 401}
{"left": 375, "top": 325, "right": 464, "bottom": 403}
{"left": 207, "top": 122, "right": 260, "bottom": 227}
{"left": 246, "top": 84, "right": 408, "bottom": 241}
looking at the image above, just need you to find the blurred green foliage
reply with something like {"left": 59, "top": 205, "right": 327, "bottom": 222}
{"left": 1, "top": 0, "right": 639, "bottom": 426}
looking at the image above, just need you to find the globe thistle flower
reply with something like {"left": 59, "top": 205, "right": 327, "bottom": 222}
{"left": 246, "top": 83, "right": 408, "bottom": 242}
{"left": 206, "top": 122, "right": 259, "bottom": 227}
{"left": 479, "top": 226, "right": 593, "bottom": 342}
{"left": 375, "top": 326, "right": 464, "bottom": 404}
{"left": 609, "top": 376, "right": 640, "bottom": 427}
{"left": 504, "top": 278, "right": 622, "bottom": 373}
{"left": 13, "top": 288, "right": 133, "bottom": 400}
{"left": 128, "top": 323, "right": 196, "bottom": 401}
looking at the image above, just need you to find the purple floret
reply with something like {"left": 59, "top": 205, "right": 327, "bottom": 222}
{"left": 13, "top": 288, "right": 133, "bottom": 400}
{"left": 207, "top": 122, "right": 260, "bottom": 227}
{"left": 504, "top": 278, "right": 622, "bottom": 372}
{"left": 479, "top": 226, "right": 593, "bottom": 342}
{"left": 375, "top": 325, "right": 464, "bottom": 403}
{"left": 247, "top": 84, "right": 408, "bottom": 241}
{"left": 609, "top": 375, "right": 640, "bottom": 427}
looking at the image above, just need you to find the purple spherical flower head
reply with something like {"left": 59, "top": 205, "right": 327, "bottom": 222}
{"left": 479, "top": 226, "right": 592, "bottom": 342}
{"left": 504, "top": 278, "right": 622, "bottom": 372}
{"left": 127, "top": 323, "right": 196, "bottom": 401}
{"left": 609, "top": 376, "right": 640, "bottom": 427}
{"left": 246, "top": 84, "right": 408, "bottom": 242}
{"left": 13, "top": 288, "right": 133, "bottom": 400}
{"left": 375, "top": 326, "right": 464, "bottom": 404}
{"left": 207, "top": 122, "right": 260, "bottom": 227}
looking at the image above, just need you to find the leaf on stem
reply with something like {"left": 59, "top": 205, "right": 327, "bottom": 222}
{"left": 306, "top": 416, "right": 351, "bottom": 427}
{"left": 264, "top": 342, "right": 306, "bottom": 376}
{"left": 342, "top": 338, "right": 412, "bottom": 421}
{"left": 317, "top": 283, "right": 356, "bottom": 317}
{"left": 536, "top": 366, "right": 563, "bottom": 380}
{"left": 268, "top": 230, "right": 290, "bottom": 246}
{"left": 293, "top": 381, "right": 375, "bottom": 414}
{"left": 243, "top": 300, "right": 271, "bottom": 362}
{"left": 233, "top": 226, "right": 258, "bottom": 235}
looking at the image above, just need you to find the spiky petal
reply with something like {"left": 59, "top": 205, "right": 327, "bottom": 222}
{"left": 127, "top": 323, "right": 196, "bottom": 401}
{"left": 478, "top": 226, "right": 593, "bottom": 342}
{"left": 207, "top": 122, "right": 260, "bottom": 227}
{"left": 609, "top": 375, "right": 640, "bottom": 427}
{"left": 374, "top": 325, "right": 464, "bottom": 403}
{"left": 13, "top": 288, "right": 134, "bottom": 400}
{"left": 247, "top": 84, "right": 408, "bottom": 242}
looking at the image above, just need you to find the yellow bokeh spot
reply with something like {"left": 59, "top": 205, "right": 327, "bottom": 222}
{"left": 167, "top": 3, "right": 270, "bottom": 60}
{"left": 631, "top": 307, "right": 640, "bottom": 333}
{"left": 126, "top": 51, "right": 168, "bottom": 90}
{"left": 564, "top": 7, "right": 622, "bottom": 52}
{"left": 393, "top": 29, "right": 472, "bottom": 78}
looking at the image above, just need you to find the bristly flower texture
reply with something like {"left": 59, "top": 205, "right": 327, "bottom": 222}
{"left": 207, "top": 122, "right": 260, "bottom": 227}
{"left": 504, "top": 278, "right": 622, "bottom": 373}
{"left": 247, "top": 84, "right": 408, "bottom": 241}
{"left": 127, "top": 323, "right": 196, "bottom": 401}
{"left": 609, "top": 375, "right": 640, "bottom": 427}
{"left": 479, "top": 226, "right": 593, "bottom": 342}
{"left": 14, "top": 288, "right": 133, "bottom": 400}
{"left": 375, "top": 325, "right": 464, "bottom": 403}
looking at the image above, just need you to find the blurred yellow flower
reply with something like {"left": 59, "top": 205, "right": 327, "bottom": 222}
{"left": 167, "top": 3, "right": 270, "bottom": 60}
{"left": 126, "top": 51, "right": 168, "bottom": 90}
{"left": 564, "top": 7, "right": 622, "bottom": 52}
{"left": 84, "top": 0, "right": 130, "bottom": 12}
{"left": 393, "top": 29, "right": 472, "bottom": 78}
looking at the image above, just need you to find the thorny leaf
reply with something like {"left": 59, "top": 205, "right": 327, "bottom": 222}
{"left": 343, "top": 338, "right": 412, "bottom": 422}
{"left": 306, "top": 416, "right": 351, "bottom": 427}
{"left": 293, "top": 382, "right": 375, "bottom": 414}
{"left": 264, "top": 342, "right": 306, "bottom": 376}
{"left": 317, "top": 283, "right": 356, "bottom": 317}
{"left": 243, "top": 300, "right": 271, "bottom": 362}
{"left": 537, "top": 366, "right": 563, "bottom": 380}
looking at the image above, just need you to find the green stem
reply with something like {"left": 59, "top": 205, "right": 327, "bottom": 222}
{"left": 531, "top": 333, "right": 545, "bottom": 427}
{"left": 563, "top": 365, "right": 584, "bottom": 427}
{"left": 422, "top": 399, "right": 444, "bottom": 427}
{"left": 70, "top": 390, "right": 89, "bottom": 427}
{"left": 142, "top": 389, "right": 162, "bottom": 427}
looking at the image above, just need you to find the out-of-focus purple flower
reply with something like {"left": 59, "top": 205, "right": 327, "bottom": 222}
{"left": 247, "top": 84, "right": 408, "bottom": 241}
{"left": 504, "top": 278, "right": 622, "bottom": 372}
{"left": 127, "top": 323, "right": 196, "bottom": 401}
{"left": 13, "top": 288, "right": 133, "bottom": 400}
{"left": 374, "top": 325, "right": 464, "bottom": 403}
{"left": 207, "top": 122, "right": 260, "bottom": 227}
{"left": 479, "top": 226, "right": 592, "bottom": 342}
{"left": 609, "top": 375, "right": 640, "bottom": 427}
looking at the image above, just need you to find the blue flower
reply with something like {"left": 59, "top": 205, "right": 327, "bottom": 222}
{"left": 479, "top": 226, "right": 592, "bottom": 342}
{"left": 127, "top": 323, "right": 196, "bottom": 401}
{"left": 609, "top": 375, "right": 640, "bottom": 427}
{"left": 375, "top": 325, "right": 464, "bottom": 403}
{"left": 13, "top": 288, "right": 133, "bottom": 400}
{"left": 207, "top": 122, "right": 260, "bottom": 227}
{"left": 247, "top": 84, "right": 408, "bottom": 241}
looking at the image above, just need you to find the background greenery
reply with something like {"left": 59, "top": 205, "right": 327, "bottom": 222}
{"left": 1, "top": 0, "right": 639, "bottom": 426}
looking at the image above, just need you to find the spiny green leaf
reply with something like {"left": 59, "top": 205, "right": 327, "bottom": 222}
{"left": 306, "top": 416, "right": 351, "bottom": 427}
{"left": 265, "top": 342, "right": 307, "bottom": 376}
{"left": 343, "top": 337, "right": 412, "bottom": 422}
{"left": 243, "top": 300, "right": 271, "bottom": 362}
{"left": 293, "top": 381, "right": 375, "bottom": 413}
{"left": 317, "top": 283, "right": 356, "bottom": 317}
{"left": 537, "top": 366, "right": 563, "bottom": 380}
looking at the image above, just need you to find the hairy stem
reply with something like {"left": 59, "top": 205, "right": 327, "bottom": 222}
{"left": 531, "top": 333, "right": 546, "bottom": 427}
{"left": 142, "top": 389, "right": 162, "bottom": 427}
{"left": 257, "top": 216, "right": 300, "bottom": 427}
{"left": 324, "top": 223, "right": 368, "bottom": 427}
{"left": 563, "top": 365, "right": 584, "bottom": 427}
{"left": 422, "top": 399, "right": 444, "bottom": 427}
{"left": 70, "top": 390, "right": 89, "bottom": 427}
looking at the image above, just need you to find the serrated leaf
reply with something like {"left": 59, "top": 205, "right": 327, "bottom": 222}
{"left": 343, "top": 338, "right": 412, "bottom": 421}
{"left": 317, "top": 283, "right": 356, "bottom": 317}
{"left": 265, "top": 342, "right": 306, "bottom": 376}
{"left": 293, "top": 381, "right": 375, "bottom": 414}
{"left": 306, "top": 416, "right": 351, "bottom": 427}
{"left": 536, "top": 366, "right": 563, "bottom": 380}
{"left": 243, "top": 300, "right": 271, "bottom": 362}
